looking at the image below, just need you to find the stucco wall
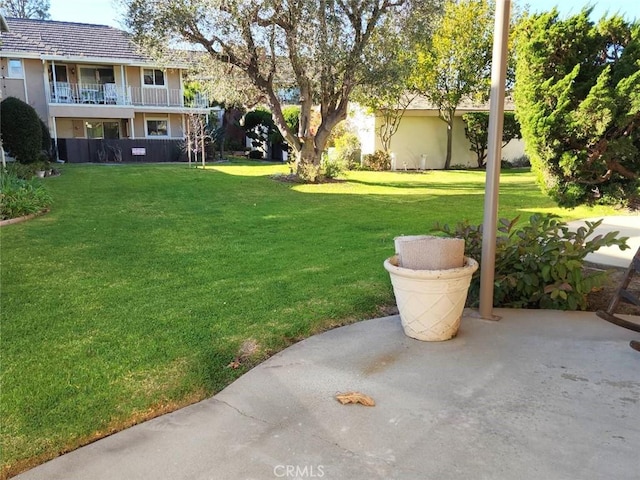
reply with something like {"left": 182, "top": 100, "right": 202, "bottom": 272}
{"left": 0, "top": 58, "right": 47, "bottom": 120}
{"left": 170, "top": 113, "right": 184, "bottom": 137}
{"left": 377, "top": 113, "right": 476, "bottom": 169}
{"left": 24, "top": 59, "right": 48, "bottom": 121}
{"left": 0, "top": 57, "right": 26, "bottom": 101}
{"left": 361, "top": 109, "right": 525, "bottom": 170}
{"left": 55, "top": 118, "right": 74, "bottom": 137}
{"left": 167, "top": 69, "right": 181, "bottom": 90}
{"left": 126, "top": 66, "right": 141, "bottom": 89}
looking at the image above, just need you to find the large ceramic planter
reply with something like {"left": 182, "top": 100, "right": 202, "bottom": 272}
{"left": 384, "top": 255, "right": 479, "bottom": 341}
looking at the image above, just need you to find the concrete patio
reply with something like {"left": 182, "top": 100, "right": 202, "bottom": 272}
{"left": 16, "top": 309, "right": 639, "bottom": 480}
{"left": 15, "top": 216, "right": 640, "bottom": 480}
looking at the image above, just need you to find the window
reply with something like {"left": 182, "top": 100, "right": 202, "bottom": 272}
{"left": 8, "top": 59, "right": 23, "bottom": 78}
{"left": 146, "top": 119, "right": 168, "bottom": 137}
{"left": 80, "top": 66, "right": 115, "bottom": 86}
{"left": 143, "top": 68, "right": 165, "bottom": 86}
{"left": 48, "top": 64, "right": 68, "bottom": 83}
{"left": 86, "top": 121, "right": 120, "bottom": 139}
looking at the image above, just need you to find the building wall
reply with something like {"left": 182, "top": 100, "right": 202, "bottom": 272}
{"left": 0, "top": 56, "right": 27, "bottom": 102}
{"left": 132, "top": 112, "right": 184, "bottom": 139}
{"left": 23, "top": 59, "right": 47, "bottom": 120}
{"left": 56, "top": 118, "right": 74, "bottom": 137}
{"left": 3, "top": 58, "right": 189, "bottom": 143}
{"left": 377, "top": 113, "right": 476, "bottom": 169}
{"left": 365, "top": 109, "right": 525, "bottom": 170}
{"left": 126, "top": 66, "right": 141, "bottom": 89}
{"left": 166, "top": 69, "right": 181, "bottom": 90}
{"left": 170, "top": 113, "right": 184, "bottom": 137}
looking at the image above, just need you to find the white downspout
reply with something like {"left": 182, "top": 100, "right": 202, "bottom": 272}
{"left": 51, "top": 59, "right": 57, "bottom": 102}
{"left": 52, "top": 116, "right": 59, "bottom": 161}
{"left": 120, "top": 64, "right": 126, "bottom": 104}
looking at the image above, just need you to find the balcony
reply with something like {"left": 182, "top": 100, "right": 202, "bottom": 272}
{"left": 48, "top": 82, "right": 210, "bottom": 109}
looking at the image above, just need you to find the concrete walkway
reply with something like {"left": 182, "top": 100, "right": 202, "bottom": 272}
{"left": 567, "top": 215, "right": 639, "bottom": 268}
{"left": 15, "top": 216, "right": 640, "bottom": 480}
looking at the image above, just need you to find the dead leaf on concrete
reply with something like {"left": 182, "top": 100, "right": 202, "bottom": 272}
{"left": 335, "top": 391, "right": 376, "bottom": 407}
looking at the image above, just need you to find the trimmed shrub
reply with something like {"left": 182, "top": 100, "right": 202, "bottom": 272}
{"left": 433, "top": 213, "right": 629, "bottom": 310}
{"left": 0, "top": 97, "right": 43, "bottom": 164}
{"left": 363, "top": 150, "right": 391, "bottom": 171}
{"left": 333, "top": 132, "right": 361, "bottom": 170}
{"left": 248, "top": 149, "right": 264, "bottom": 159}
{"left": 282, "top": 105, "right": 300, "bottom": 135}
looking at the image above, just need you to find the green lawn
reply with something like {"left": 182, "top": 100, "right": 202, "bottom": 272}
{"left": 0, "top": 162, "right": 620, "bottom": 476}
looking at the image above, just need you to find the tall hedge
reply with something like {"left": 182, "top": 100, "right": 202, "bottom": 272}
{"left": 514, "top": 9, "right": 640, "bottom": 207}
{"left": 0, "top": 97, "right": 43, "bottom": 164}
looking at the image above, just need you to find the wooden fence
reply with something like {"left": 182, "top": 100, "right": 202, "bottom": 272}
{"left": 58, "top": 139, "right": 188, "bottom": 163}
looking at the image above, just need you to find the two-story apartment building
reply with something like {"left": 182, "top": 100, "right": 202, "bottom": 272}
{"left": 0, "top": 17, "right": 213, "bottom": 162}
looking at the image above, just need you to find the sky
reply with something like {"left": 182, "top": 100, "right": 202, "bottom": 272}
{"left": 48, "top": 0, "right": 640, "bottom": 29}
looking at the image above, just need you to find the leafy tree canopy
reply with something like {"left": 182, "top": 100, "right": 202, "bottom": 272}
{"left": 514, "top": 8, "right": 640, "bottom": 207}
{"left": 120, "top": 0, "right": 440, "bottom": 180}
{"left": 0, "top": 0, "right": 50, "bottom": 19}
{"left": 462, "top": 112, "right": 521, "bottom": 167}
{"left": 410, "top": 0, "right": 494, "bottom": 169}
{"left": 351, "top": 6, "right": 439, "bottom": 153}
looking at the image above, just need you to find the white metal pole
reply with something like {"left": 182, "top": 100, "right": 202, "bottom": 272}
{"left": 479, "top": 0, "right": 511, "bottom": 320}
{"left": 200, "top": 117, "right": 205, "bottom": 167}
{"left": 52, "top": 116, "right": 59, "bottom": 161}
{"left": 187, "top": 115, "right": 192, "bottom": 167}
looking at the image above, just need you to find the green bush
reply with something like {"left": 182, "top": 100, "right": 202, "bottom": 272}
{"left": 6, "top": 161, "right": 38, "bottom": 180}
{"left": 248, "top": 149, "right": 263, "bottom": 159}
{"left": 297, "top": 162, "right": 321, "bottom": 183}
{"left": 514, "top": 11, "right": 640, "bottom": 208}
{"left": 333, "top": 132, "right": 361, "bottom": 170}
{"left": 433, "top": 213, "right": 629, "bottom": 310}
{"left": 0, "top": 97, "right": 43, "bottom": 164}
{"left": 282, "top": 105, "right": 300, "bottom": 135}
{"left": 321, "top": 154, "right": 343, "bottom": 179}
{"left": 0, "top": 169, "right": 53, "bottom": 220}
{"left": 363, "top": 150, "right": 391, "bottom": 171}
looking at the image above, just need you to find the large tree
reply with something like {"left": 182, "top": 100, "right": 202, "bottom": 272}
{"left": 121, "top": 0, "right": 438, "bottom": 180}
{"left": 514, "top": 9, "right": 640, "bottom": 207}
{"left": 351, "top": 9, "right": 438, "bottom": 154}
{"left": 410, "top": 0, "right": 493, "bottom": 169}
{"left": 0, "top": 0, "right": 50, "bottom": 19}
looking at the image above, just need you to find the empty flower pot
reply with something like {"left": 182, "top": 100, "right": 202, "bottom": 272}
{"left": 384, "top": 254, "right": 478, "bottom": 341}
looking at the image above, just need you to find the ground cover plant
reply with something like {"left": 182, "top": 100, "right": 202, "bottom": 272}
{"left": 434, "top": 214, "right": 628, "bottom": 310}
{"left": 0, "top": 162, "right": 621, "bottom": 477}
{"left": 0, "top": 168, "right": 52, "bottom": 220}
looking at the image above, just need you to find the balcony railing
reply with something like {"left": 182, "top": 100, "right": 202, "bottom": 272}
{"left": 48, "top": 82, "right": 210, "bottom": 108}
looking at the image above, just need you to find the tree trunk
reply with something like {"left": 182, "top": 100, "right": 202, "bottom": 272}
{"left": 294, "top": 139, "right": 323, "bottom": 181}
{"left": 440, "top": 107, "right": 456, "bottom": 170}
{"left": 445, "top": 117, "right": 453, "bottom": 170}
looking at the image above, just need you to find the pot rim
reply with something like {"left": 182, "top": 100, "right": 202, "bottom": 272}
{"left": 384, "top": 255, "right": 479, "bottom": 279}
